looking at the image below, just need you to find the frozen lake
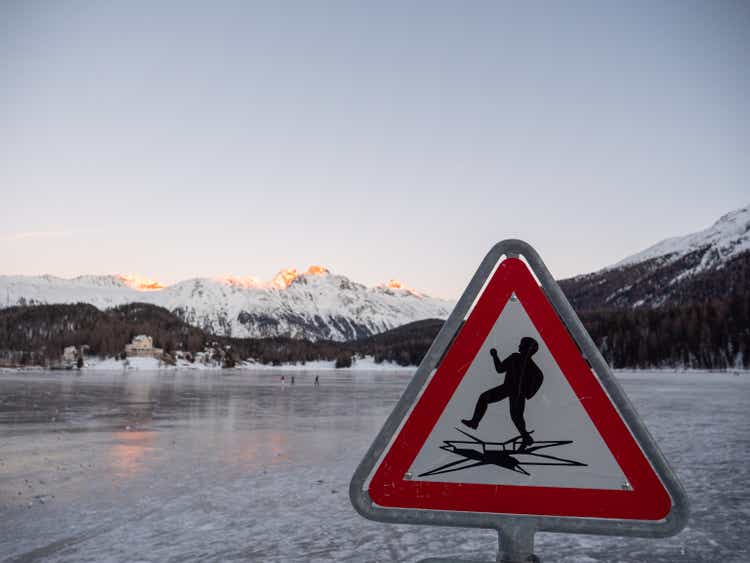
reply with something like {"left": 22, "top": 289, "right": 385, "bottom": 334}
{"left": 0, "top": 369, "right": 748, "bottom": 562}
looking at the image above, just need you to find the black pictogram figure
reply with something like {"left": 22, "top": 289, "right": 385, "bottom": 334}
{"left": 418, "top": 427, "right": 586, "bottom": 478}
{"left": 461, "top": 337, "right": 542, "bottom": 450}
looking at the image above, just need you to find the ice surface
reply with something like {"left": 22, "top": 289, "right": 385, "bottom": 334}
{"left": 0, "top": 369, "right": 748, "bottom": 562}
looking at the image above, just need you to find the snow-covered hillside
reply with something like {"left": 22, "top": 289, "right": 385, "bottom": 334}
{"left": 560, "top": 204, "right": 750, "bottom": 310}
{"left": 614, "top": 205, "right": 750, "bottom": 272}
{"left": 0, "top": 267, "right": 453, "bottom": 341}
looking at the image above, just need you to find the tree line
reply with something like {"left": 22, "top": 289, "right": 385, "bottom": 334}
{"left": 0, "top": 296, "right": 747, "bottom": 369}
{"left": 0, "top": 303, "right": 206, "bottom": 366}
{"left": 581, "top": 293, "right": 749, "bottom": 369}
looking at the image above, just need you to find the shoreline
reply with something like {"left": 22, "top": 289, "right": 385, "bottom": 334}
{"left": 0, "top": 355, "right": 417, "bottom": 373}
{"left": 0, "top": 362, "right": 747, "bottom": 376}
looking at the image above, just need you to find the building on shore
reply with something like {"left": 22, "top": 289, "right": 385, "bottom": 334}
{"left": 60, "top": 345, "right": 88, "bottom": 369}
{"left": 124, "top": 335, "right": 163, "bottom": 359}
{"left": 62, "top": 346, "right": 77, "bottom": 369}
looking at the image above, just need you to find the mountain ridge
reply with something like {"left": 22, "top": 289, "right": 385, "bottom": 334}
{"left": 614, "top": 205, "right": 749, "bottom": 270}
{"left": 560, "top": 204, "right": 749, "bottom": 311}
{"left": 2, "top": 204, "right": 748, "bottom": 344}
{"left": 0, "top": 267, "right": 452, "bottom": 342}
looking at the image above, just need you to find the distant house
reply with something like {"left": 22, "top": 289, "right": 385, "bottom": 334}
{"left": 62, "top": 346, "right": 77, "bottom": 368}
{"left": 61, "top": 345, "right": 87, "bottom": 369}
{"left": 124, "top": 335, "right": 163, "bottom": 359}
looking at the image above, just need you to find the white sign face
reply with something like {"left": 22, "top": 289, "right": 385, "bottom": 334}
{"left": 408, "top": 295, "right": 627, "bottom": 490}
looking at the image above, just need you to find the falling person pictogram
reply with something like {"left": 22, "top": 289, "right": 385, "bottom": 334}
{"left": 421, "top": 337, "right": 587, "bottom": 479}
{"left": 461, "top": 337, "right": 543, "bottom": 449}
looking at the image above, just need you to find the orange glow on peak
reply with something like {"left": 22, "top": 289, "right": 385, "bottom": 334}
{"left": 272, "top": 268, "right": 299, "bottom": 289}
{"left": 270, "top": 266, "right": 329, "bottom": 289}
{"left": 305, "top": 265, "right": 330, "bottom": 276}
{"left": 384, "top": 279, "right": 421, "bottom": 296}
{"left": 118, "top": 273, "right": 165, "bottom": 291}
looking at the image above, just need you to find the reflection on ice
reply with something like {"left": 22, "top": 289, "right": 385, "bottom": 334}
{"left": 109, "top": 430, "right": 156, "bottom": 479}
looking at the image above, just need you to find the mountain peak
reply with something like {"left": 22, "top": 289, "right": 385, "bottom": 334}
{"left": 272, "top": 268, "right": 299, "bottom": 289}
{"left": 376, "top": 279, "right": 422, "bottom": 297}
{"left": 305, "top": 265, "right": 330, "bottom": 276}
{"left": 714, "top": 204, "right": 750, "bottom": 229}
{"left": 116, "top": 273, "right": 165, "bottom": 291}
{"left": 271, "top": 265, "right": 331, "bottom": 288}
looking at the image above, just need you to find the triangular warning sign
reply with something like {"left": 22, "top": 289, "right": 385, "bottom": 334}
{"left": 351, "top": 241, "right": 688, "bottom": 535}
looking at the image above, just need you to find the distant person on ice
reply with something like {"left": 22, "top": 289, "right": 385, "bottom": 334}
{"left": 461, "top": 337, "right": 543, "bottom": 449}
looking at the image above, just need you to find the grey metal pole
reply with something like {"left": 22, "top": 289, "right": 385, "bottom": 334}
{"left": 497, "top": 523, "right": 540, "bottom": 563}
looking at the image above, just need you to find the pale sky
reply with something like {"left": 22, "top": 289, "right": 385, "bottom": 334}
{"left": 1, "top": 1, "right": 748, "bottom": 299}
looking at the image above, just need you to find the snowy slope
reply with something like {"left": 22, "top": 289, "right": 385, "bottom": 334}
{"left": 0, "top": 268, "right": 453, "bottom": 341}
{"left": 614, "top": 205, "right": 750, "bottom": 272}
{"left": 560, "top": 204, "right": 750, "bottom": 310}
{"left": 0, "top": 274, "right": 137, "bottom": 309}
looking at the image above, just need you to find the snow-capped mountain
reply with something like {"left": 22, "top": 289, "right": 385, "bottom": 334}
{"left": 614, "top": 205, "right": 750, "bottom": 271}
{"left": 560, "top": 204, "right": 750, "bottom": 310}
{"left": 0, "top": 266, "right": 453, "bottom": 341}
{"left": 4, "top": 205, "right": 746, "bottom": 336}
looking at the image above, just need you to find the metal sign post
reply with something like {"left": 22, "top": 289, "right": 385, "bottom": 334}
{"left": 420, "top": 522, "right": 539, "bottom": 563}
{"left": 350, "top": 240, "right": 688, "bottom": 562}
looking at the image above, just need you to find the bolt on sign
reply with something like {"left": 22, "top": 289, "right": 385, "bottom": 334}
{"left": 350, "top": 240, "right": 688, "bottom": 562}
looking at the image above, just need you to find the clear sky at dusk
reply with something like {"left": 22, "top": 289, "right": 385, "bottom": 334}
{"left": 1, "top": 1, "right": 748, "bottom": 298}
